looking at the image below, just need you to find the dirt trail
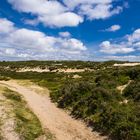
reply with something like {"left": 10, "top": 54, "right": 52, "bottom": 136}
{"left": 0, "top": 80, "right": 106, "bottom": 140}
{"left": 117, "top": 80, "right": 132, "bottom": 94}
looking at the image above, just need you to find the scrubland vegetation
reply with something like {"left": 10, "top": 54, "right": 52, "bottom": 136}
{"left": 0, "top": 60, "right": 140, "bottom": 140}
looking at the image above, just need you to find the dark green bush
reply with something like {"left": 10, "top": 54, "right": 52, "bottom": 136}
{"left": 124, "top": 80, "right": 140, "bottom": 102}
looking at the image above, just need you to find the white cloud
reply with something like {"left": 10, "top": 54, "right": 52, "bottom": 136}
{"left": 38, "top": 12, "right": 83, "bottom": 27}
{"left": 133, "top": 42, "right": 140, "bottom": 48}
{"left": 7, "top": 0, "right": 124, "bottom": 27}
{"left": 79, "top": 4, "right": 122, "bottom": 20}
{"left": 100, "top": 41, "right": 134, "bottom": 54}
{"left": 63, "top": 0, "right": 113, "bottom": 9}
{"left": 0, "top": 18, "right": 15, "bottom": 34}
{"left": 8, "top": 0, "right": 66, "bottom": 14}
{"left": 127, "top": 29, "right": 140, "bottom": 43}
{"left": 6, "top": 28, "right": 54, "bottom": 52}
{"left": 59, "top": 32, "right": 71, "bottom": 38}
{"left": 5, "top": 48, "right": 16, "bottom": 55}
{"left": 58, "top": 38, "right": 86, "bottom": 53}
{"left": 64, "top": 0, "right": 123, "bottom": 20}
{"left": 23, "top": 19, "right": 39, "bottom": 26}
{"left": 103, "top": 25, "right": 121, "bottom": 32}
{"left": 0, "top": 18, "right": 87, "bottom": 60}
{"left": 100, "top": 28, "right": 140, "bottom": 54}
{"left": 125, "top": 29, "right": 140, "bottom": 50}
{"left": 8, "top": 0, "right": 83, "bottom": 27}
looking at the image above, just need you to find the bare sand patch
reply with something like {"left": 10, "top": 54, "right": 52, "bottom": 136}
{"left": 73, "top": 74, "right": 82, "bottom": 79}
{"left": 114, "top": 63, "right": 140, "bottom": 67}
{"left": 17, "top": 67, "right": 93, "bottom": 73}
{"left": 117, "top": 80, "right": 132, "bottom": 94}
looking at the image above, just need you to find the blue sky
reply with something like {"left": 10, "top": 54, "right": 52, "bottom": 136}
{"left": 0, "top": 0, "right": 140, "bottom": 61}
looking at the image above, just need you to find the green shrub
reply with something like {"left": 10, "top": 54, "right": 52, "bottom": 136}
{"left": 124, "top": 80, "right": 140, "bottom": 102}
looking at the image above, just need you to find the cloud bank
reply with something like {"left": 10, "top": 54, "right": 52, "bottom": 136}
{"left": 8, "top": 0, "right": 124, "bottom": 27}
{"left": 0, "top": 18, "right": 87, "bottom": 60}
{"left": 100, "top": 29, "right": 140, "bottom": 55}
{"left": 0, "top": 18, "right": 140, "bottom": 61}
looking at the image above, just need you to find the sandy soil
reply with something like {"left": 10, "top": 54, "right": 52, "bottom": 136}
{"left": 58, "top": 68, "right": 85, "bottom": 73}
{"left": 17, "top": 67, "right": 50, "bottom": 73}
{"left": 114, "top": 63, "right": 140, "bottom": 67}
{"left": 0, "top": 90, "right": 20, "bottom": 140}
{"left": 0, "top": 80, "right": 106, "bottom": 140}
{"left": 117, "top": 81, "right": 132, "bottom": 104}
{"left": 117, "top": 80, "right": 132, "bottom": 94}
{"left": 17, "top": 67, "right": 92, "bottom": 73}
{"left": 73, "top": 74, "right": 82, "bottom": 79}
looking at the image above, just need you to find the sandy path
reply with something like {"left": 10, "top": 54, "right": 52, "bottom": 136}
{"left": 0, "top": 80, "right": 106, "bottom": 140}
{"left": 117, "top": 80, "right": 132, "bottom": 94}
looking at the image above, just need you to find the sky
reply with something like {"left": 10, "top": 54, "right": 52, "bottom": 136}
{"left": 0, "top": 0, "right": 140, "bottom": 61}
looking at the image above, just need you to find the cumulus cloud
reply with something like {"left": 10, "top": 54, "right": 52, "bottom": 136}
{"left": 127, "top": 29, "right": 140, "bottom": 43}
{"left": 0, "top": 18, "right": 87, "bottom": 60}
{"left": 0, "top": 18, "right": 15, "bottom": 34}
{"left": 79, "top": 4, "right": 122, "bottom": 20}
{"left": 100, "top": 28, "right": 140, "bottom": 54}
{"left": 100, "top": 41, "right": 134, "bottom": 54}
{"left": 7, "top": 0, "right": 124, "bottom": 27}
{"left": 63, "top": 0, "right": 113, "bottom": 9}
{"left": 7, "top": 0, "right": 83, "bottom": 27}
{"left": 23, "top": 19, "right": 39, "bottom": 26}
{"left": 103, "top": 25, "right": 121, "bottom": 32}
{"left": 5, "top": 48, "right": 16, "bottom": 55}
{"left": 59, "top": 32, "right": 71, "bottom": 38}
{"left": 38, "top": 12, "right": 83, "bottom": 27}
{"left": 64, "top": 0, "right": 123, "bottom": 20}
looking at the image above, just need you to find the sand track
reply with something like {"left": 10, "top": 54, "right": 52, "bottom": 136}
{"left": 0, "top": 80, "right": 106, "bottom": 140}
